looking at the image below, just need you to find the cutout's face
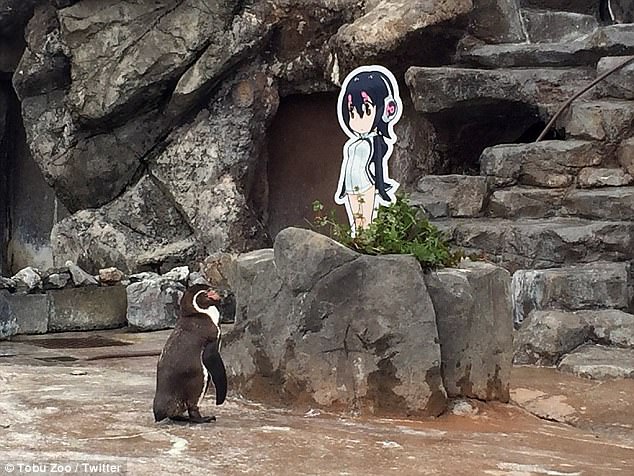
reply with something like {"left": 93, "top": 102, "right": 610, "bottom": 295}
{"left": 348, "top": 93, "right": 376, "bottom": 135}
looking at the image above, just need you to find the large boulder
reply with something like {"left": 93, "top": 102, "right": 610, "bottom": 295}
{"left": 51, "top": 175, "right": 197, "bottom": 274}
{"left": 126, "top": 277, "right": 185, "bottom": 331}
{"left": 48, "top": 286, "right": 127, "bottom": 332}
{"left": 223, "top": 227, "right": 448, "bottom": 417}
{"left": 424, "top": 261, "right": 513, "bottom": 401}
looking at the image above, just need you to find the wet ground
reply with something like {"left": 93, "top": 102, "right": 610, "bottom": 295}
{"left": 0, "top": 329, "right": 633, "bottom": 476}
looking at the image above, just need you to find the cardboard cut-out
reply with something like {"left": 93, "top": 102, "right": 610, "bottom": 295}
{"left": 334, "top": 65, "right": 403, "bottom": 236}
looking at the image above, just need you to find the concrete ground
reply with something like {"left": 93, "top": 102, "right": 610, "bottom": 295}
{"left": 0, "top": 329, "right": 633, "bottom": 476}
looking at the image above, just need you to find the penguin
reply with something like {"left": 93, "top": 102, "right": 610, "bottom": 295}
{"left": 153, "top": 284, "right": 227, "bottom": 424}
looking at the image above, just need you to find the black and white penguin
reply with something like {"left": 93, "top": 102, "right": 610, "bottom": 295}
{"left": 153, "top": 284, "right": 227, "bottom": 424}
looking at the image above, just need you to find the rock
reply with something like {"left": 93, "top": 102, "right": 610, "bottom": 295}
{"left": 479, "top": 141, "right": 603, "bottom": 188}
{"left": 487, "top": 187, "right": 565, "bottom": 219}
{"left": 438, "top": 218, "right": 634, "bottom": 271}
{"left": 511, "top": 262, "right": 631, "bottom": 325}
{"left": 449, "top": 399, "right": 479, "bottom": 416}
{"left": 162, "top": 266, "right": 190, "bottom": 284}
{"left": 0, "top": 277, "right": 16, "bottom": 291}
{"left": 20, "top": 92, "right": 167, "bottom": 212}
{"left": 98, "top": 267, "right": 125, "bottom": 285}
{"left": 411, "top": 175, "right": 488, "bottom": 218}
{"left": 618, "top": 137, "right": 634, "bottom": 176}
{"left": 577, "top": 168, "right": 632, "bottom": 187}
{"left": 561, "top": 187, "right": 634, "bottom": 220}
{"left": 11, "top": 267, "right": 42, "bottom": 293}
{"left": 0, "top": 291, "right": 18, "bottom": 339}
{"left": 51, "top": 175, "right": 196, "bottom": 274}
{"left": 58, "top": 0, "right": 234, "bottom": 125}
{"left": 273, "top": 227, "right": 358, "bottom": 293}
{"left": 608, "top": 1, "right": 634, "bottom": 23}
{"left": 425, "top": 260, "right": 513, "bottom": 401}
{"left": 0, "top": 0, "right": 39, "bottom": 37}
{"left": 514, "top": 310, "right": 592, "bottom": 365}
{"left": 12, "top": 3, "right": 70, "bottom": 100}
{"left": 406, "top": 67, "right": 594, "bottom": 116}
{"left": 574, "top": 309, "right": 634, "bottom": 348}
{"left": 200, "top": 252, "right": 236, "bottom": 289}
{"left": 223, "top": 229, "right": 448, "bottom": 417}
{"left": 563, "top": 100, "right": 634, "bottom": 142}
{"left": 469, "top": 0, "right": 526, "bottom": 44}
{"left": 0, "top": 293, "right": 50, "bottom": 335}
{"left": 187, "top": 271, "right": 210, "bottom": 287}
{"left": 596, "top": 56, "right": 634, "bottom": 100}
{"left": 521, "top": 9, "right": 597, "bottom": 43}
{"left": 129, "top": 272, "right": 160, "bottom": 283}
{"left": 150, "top": 67, "right": 279, "bottom": 253}
{"left": 126, "top": 278, "right": 185, "bottom": 331}
{"left": 48, "top": 286, "right": 127, "bottom": 332}
{"left": 65, "top": 261, "right": 98, "bottom": 287}
{"left": 43, "top": 271, "right": 71, "bottom": 290}
{"left": 459, "top": 25, "right": 634, "bottom": 68}
{"left": 558, "top": 344, "right": 634, "bottom": 379}
{"left": 332, "top": 0, "right": 472, "bottom": 71}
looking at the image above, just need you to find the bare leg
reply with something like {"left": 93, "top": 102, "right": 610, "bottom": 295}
{"left": 348, "top": 188, "right": 376, "bottom": 233}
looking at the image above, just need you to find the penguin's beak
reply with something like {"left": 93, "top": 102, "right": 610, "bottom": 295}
{"left": 206, "top": 290, "right": 221, "bottom": 302}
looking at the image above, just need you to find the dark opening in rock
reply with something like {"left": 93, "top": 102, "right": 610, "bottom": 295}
{"left": 0, "top": 80, "right": 68, "bottom": 275}
{"left": 429, "top": 101, "right": 542, "bottom": 174}
{"left": 265, "top": 93, "right": 349, "bottom": 239}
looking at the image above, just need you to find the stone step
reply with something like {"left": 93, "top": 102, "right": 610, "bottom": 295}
{"left": 511, "top": 262, "right": 632, "bottom": 324}
{"left": 561, "top": 99, "right": 634, "bottom": 142}
{"left": 595, "top": 56, "right": 634, "bottom": 100}
{"left": 521, "top": 8, "right": 598, "bottom": 43}
{"left": 514, "top": 309, "right": 634, "bottom": 366}
{"left": 405, "top": 66, "right": 594, "bottom": 116}
{"left": 480, "top": 140, "right": 604, "bottom": 188}
{"left": 558, "top": 344, "right": 634, "bottom": 379}
{"left": 459, "top": 24, "right": 634, "bottom": 68}
{"left": 488, "top": 184, "right": 634, "bottom": 220}
{"left": 410, "top": 175, "right": 488, "bottom": 218}
{"left": 434, "top": 217, "right": 634, "bottom": 271}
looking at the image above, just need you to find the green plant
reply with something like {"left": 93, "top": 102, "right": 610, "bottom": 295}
{"left": 312, "top": 194, "right": 462, "bottom": 269}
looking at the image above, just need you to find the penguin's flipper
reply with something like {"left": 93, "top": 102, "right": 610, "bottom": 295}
{"left": 202, "top": 343, "right": 227, "bottom": 405}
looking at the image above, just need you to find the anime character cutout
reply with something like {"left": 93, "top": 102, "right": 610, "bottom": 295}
{"left": 335, "top": 65, "right": 403, "bottom": 236}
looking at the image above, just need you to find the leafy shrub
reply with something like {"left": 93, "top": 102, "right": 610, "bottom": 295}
{"left": 312, "top": 194, "right": 462, "bottom": 269}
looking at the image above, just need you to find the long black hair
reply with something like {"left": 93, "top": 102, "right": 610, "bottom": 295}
{"left": 340, "top": 71, "right": 393, "bottom": 139}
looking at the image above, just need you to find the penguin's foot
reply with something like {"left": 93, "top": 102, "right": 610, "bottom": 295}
{"left": 189, "top": 415, "right": 216, "bottom": 424}
{"left": 188, "top": 408, "right": 216, "bottom": 424}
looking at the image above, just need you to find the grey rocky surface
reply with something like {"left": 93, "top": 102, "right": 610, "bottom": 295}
{"left": 406, "top": 67, "right": 594, "bottom": 116}
{"left": 436, "top": 218, "right": 634, "bottom": 271}
{"left": 424, "top": 260, "right": 513, "bottom": 401}
{"left": 51, "top": 175, "right": 196, "bottom": 274}
{"left": 618, "top": 137, "right": 634, "bottom": 176}
{"left": 487, "top": 187, "right": 566, "bottom": 219}
{"left": 576, "top": 309, "right": 634, "bottom": 348}
{"left": 411, "top": 175, "right": 488, "bottom": 218}
{"left": 459, "top": 25, "right": 634, "bottom": 68}
{"left": 11, "top": 267, "right": 42, "bottom": 293}
{"left": 126, "top": 277, "right": 185, "bottom": 331}
{"left": 595, "top": 56, "right": 634, "bottom": 100}
{"left": 468, "top": 0, "right": 526, "bottom": 44}
{"left": 223, "top": 228, "right": 449, "bottom": 417}
{"left": 521, "top": 9, "right": 597, "bottom": 43}
{"left": 511, "top": 262, "right": 631, "bottom": 325}
{"left": 98, "top": 267, "right": 125, "bottom": 285}
{"left": 42, "top": 270, "right": 71, "bottom": 290}
{"left": 558, "top": 345, "right": 634, "bottom": 379}
{"left": 561, "top": 187, "right": 634, "bottom": 220}
{"left": 577, "top": 168, "right": 632, "bottom": 188}
{"left": 479, "top": 141, "right": 603, "bottom": 188}
{"left": 0, "top": 292, "right": 50, "bottom": 335}
{"left": 563, "top": 100, "right": 634, "bottom": 142}
{"left": 514, "top": 310, "right": 591, "bottom": 366}
{"left": 48, "top": 286, "right": 127, "bottom": 332}
{"left": 66, "top": 261, "right": 98, "bottom": 287}
{"left": 0, "top": 291, "right": 19, "bottom": 339}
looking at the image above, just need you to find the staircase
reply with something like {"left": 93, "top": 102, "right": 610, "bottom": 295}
{"left": 406, "top": 7, "right": 634, "bottom": 379}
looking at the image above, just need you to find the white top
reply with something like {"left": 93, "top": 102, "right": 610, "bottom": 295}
{"left": 344, "top": 135, "right": 375, "bottom": 194}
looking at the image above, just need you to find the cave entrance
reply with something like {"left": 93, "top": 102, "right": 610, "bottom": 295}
{"left": 0, "top": 79, "right": 68, "bottom": 276}
{"left": 265, "top": 93, "right": 349, "bottom": 239}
